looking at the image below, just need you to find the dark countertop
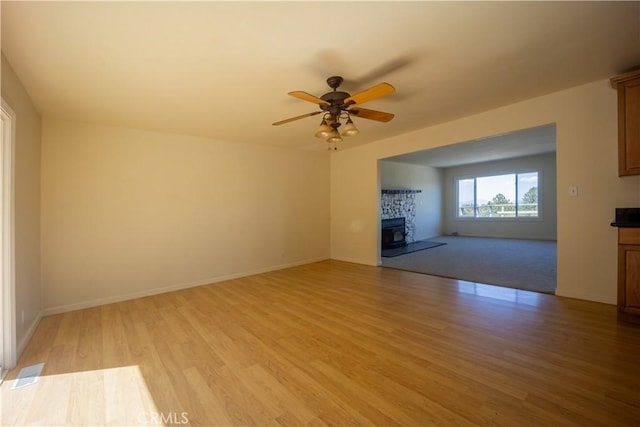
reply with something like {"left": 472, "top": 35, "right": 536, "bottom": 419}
{"left": 611, "top": 208, "right": 640, "bottom": 227}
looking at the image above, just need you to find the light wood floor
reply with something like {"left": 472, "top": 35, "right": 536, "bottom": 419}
{"left": 2, "top": 260, "right": 639, "bottom": 426}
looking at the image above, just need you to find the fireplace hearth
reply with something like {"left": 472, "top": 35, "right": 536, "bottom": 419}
{"left": 381, "top": 217, "right": 407, "bottom": 249}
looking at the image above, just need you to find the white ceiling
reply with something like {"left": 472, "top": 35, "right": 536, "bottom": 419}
{"left": 1, "top": 1, "right": 639, "bottom": 151}
{"left": 383, "top": 123, "right": 556, "bottom": 168}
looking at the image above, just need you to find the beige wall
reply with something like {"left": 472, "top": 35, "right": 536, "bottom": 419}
{"left": 41, "top": 120, "right": 330, "bottom": 313}
{"left": 1, "top": 54, "right": 42, "bottom": 353}
{"left": 330, "top": 79, "right": 640, "bottom": 304}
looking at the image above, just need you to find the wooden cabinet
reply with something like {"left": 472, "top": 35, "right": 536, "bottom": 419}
{"left": 611, "top": 69, "right": 640, "bottom": 176}
{"left": 618, "top": 228, "right": 640, "bottom": 317}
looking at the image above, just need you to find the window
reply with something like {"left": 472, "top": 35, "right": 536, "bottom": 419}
{"left": 457, "top": 172, "right": 539, "bottom": 218}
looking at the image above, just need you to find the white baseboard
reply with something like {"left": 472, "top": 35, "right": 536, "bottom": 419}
{"left": 17, "top": 311, "right": 42, "bottom": 360}
{"left": 555, "top": 288, "right": 616, "bottom": 306}
{"left": 43, "top": 257, "right": 329, "bottom": 316}
{"left": 448, "top": 233, "right": 557, "bottom": 241}
{"left": 330, "top": 256, "right": 377, "bottom": 266}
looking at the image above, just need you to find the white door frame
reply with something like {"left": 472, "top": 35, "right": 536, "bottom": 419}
{"left": 1, "top": 98, "right": 16, "bottom": 372}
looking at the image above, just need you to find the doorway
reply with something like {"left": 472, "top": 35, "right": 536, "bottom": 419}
{"left": 378, "top": 124, "right": 558, "bottom": 294}
{"left": 1, "top": 99, "right": 16, "bottom": 375}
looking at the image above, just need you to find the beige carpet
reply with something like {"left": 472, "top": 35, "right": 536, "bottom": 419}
{"left": 381, "top": 235, "right": 557, "bottom": 294}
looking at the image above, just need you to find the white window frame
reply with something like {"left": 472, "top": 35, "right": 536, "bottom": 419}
{"left": 455, "top": 170, "right": 542, "bottom": 221}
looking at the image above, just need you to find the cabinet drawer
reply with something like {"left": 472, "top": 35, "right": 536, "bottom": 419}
{"left": 619, "top": 228, "right": 640, "bottom": 244}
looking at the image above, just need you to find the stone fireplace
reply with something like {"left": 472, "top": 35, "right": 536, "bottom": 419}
{"left": 381, "top": 189, "right": 421, "bottom": 244}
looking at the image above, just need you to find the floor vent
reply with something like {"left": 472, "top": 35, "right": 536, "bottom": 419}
{"left": 11, "top": 363, "right": 44, "bottom": 389}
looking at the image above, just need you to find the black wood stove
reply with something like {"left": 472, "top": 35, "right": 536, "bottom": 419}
{"left": 381, "top": 217, "right": 406, "bottom": 249}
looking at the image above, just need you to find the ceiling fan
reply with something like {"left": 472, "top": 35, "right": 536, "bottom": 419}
{"left": 272, "top": 76, "right": 395, "bottom": 150}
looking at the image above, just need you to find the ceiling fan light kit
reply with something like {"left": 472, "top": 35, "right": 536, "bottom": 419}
{"left": 273, "top": 75, "right": 395, "bottom": 150}
{"left": 341, "top": 117, "right": 360, "bottom": 137}
{"left": 314, "top": 119, "right": 333, "bottom": 138}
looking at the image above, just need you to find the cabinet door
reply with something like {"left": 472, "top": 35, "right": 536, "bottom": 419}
{"left": 623, "top": 81, "right": 640, "bottom": 173}
{"left": 626, "top": 248, "right": 640, "bottom": 310}
{"left": 612, "top": 70, "right": 640, "bottom": 176}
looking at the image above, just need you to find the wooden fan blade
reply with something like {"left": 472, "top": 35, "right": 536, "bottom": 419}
{"left": 272, "top": 111, "right": 322, "bottom": 126}
{"left": 288, "top": 91, "right": 329, "bottom": 105}
{"left": 348, "top": 107, "right": 394, "bottom": 122}
{"left": 344, "top": 82, "right": 395, "bottom": 105}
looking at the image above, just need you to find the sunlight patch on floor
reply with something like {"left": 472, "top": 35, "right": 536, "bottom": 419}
{"left": 456, "top": 280, "right": 543, "bottom": 306}
{"left": 1, "top": 365, "right": 165, "bottom": 426}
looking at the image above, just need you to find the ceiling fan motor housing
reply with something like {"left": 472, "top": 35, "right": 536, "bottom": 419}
{"left": 320, "top": 91, "right": 350, "bottom": 104}
{"left": 326, "top": 75, "right": 344, "bottom": 89}
{"left": 320, "top": 91, "right": 351, "bottom": 117}
{"left": 320, "top": 77, "right": 352, "bottom": 125}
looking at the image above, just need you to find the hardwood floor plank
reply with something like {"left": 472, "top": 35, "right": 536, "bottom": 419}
{"left": 226, "top": 322, "right": 374, "bottom": 426}
{"left": 100, "top": 304, "right": 131, "bottom": 368}
{"left": 182, "top": 366, "right": 233, "bottom": 426}
{"left": 23, "top": 369, "right": 73, "bottom": 426}
{"left": 65, "top": 369, "right": 105, "bottom": 426}
{"left": 129, "top": 320, "right": 186, "bottom": 417}
{"left": 207, "top": 364, "right": 279, "bottom": 426}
